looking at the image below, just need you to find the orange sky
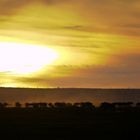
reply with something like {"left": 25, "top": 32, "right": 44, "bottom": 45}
{"left": 0, "top": 0, "right": 140, "bottom": 88}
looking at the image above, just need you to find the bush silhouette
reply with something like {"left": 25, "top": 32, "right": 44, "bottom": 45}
{"left": 15, "top": 102, "right": 22, "bottom": 108}
{"left": 99, "top": 102, "right": 115, "bottom": 112}
{"left": 0, "top": 102, "right": 8, "bottom": 108}
{"left": 0, "top": 101, "right": 138, "bottom": 113}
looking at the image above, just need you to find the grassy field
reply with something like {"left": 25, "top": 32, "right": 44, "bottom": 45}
{"left": 0, "top": 107, "right": 140, "bottom": 140}
{"left": 0, "top": 87, "right": 139, "bottom": 139}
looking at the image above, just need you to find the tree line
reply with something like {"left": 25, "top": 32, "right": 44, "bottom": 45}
{"left": 0, "top": 101, "right": 140, "bottom": 112}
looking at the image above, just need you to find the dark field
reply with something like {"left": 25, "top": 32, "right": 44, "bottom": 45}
{"left": 0, "top": 88, "right": 140, "bottom": 140}
{"left": 0, "top": 106, "right": 140, "bottom": 140}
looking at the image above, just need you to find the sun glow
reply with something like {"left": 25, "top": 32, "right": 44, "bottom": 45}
{"left": 0, "top": 42, "right": 59, "bottom": 75}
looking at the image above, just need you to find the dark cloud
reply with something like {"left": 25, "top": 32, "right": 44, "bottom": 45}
{"left": 63, "top": 25, "right": 83, "bottom": 30}
{"left": 119, "top": 23, "right": 140, "bottom": 29}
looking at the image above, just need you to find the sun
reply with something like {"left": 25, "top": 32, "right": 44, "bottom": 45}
{"left": 0, "top": 42, "right": 59, "bottom": 75}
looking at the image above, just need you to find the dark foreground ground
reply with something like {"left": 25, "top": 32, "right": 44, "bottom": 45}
{"left": 0, "top": 108, "right": 140, "bottom": 140}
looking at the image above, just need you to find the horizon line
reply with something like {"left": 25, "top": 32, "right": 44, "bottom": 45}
{"left": 0, "top": 87, "right": 140, "bottom": 90}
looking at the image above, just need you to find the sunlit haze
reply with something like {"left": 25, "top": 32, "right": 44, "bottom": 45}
{"left": 0, "top": 42, "right": 59, "bottom": 75}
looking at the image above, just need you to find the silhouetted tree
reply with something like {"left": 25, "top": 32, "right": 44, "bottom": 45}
{"left": 112, "top": 102, "right": 134, "bottom": 112}
{"left": 113, "top": 102, "right": 133, "bottom": 108}
{"left": 0, "top": 102, "right": 8, "bottom": 108}
{"left": 48, "top": 103, "right": 54, "bottom": 108}
{"left": 73, "top": 103, "right": 81, "bottom": 108}
{"left": 38, "top": 103, "right": 48, "bottom": 108}
{"left": 80, "top": 102, "right": 95, "bottom": 111}
{"left": 25, "top": 103, "right": 30, "bottom": 108}
{"left": 136, "top": 103, "right": 140, "bottom": 107}
{"left": 32, "top": 103, "right": 40, "bottom": 108}
{"left": 99, "top": 102, "right": 115, "bottom": 112}
{"left": 66, "top": 103, "right": 73, "bottom": 107}
{"left": 25, "top": 103, "right": 39, "bottom": 108}
{"left": 15, "top": 102, "right": 22, "bottom": 108}
{"left": 54, "top": 102, "right": 67, "bottom": 108}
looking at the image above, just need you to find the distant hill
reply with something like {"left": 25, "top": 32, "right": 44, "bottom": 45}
{"left": 0, "top": 87, "right": 139, "bottom": 105}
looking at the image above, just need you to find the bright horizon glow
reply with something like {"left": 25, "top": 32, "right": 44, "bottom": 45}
{"left": 0, "top": 42, "right": 59, "bottom": 75}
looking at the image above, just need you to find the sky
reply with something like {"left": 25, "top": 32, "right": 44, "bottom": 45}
{"left": 0, "top": 0, "right": 140, "bottom": 88}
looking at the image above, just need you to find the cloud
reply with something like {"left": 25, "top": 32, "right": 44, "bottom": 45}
{"left": 0, "top": 0, "right": 140, "bottom": 36}
{"left": 1, "top": 59, "right": 139, "bottom": 88}
{"left": 0, "top": 0, "right": 139, "bottom": 88}
{"left": 8, "top": 52, "right": 139, "bottom": 88}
